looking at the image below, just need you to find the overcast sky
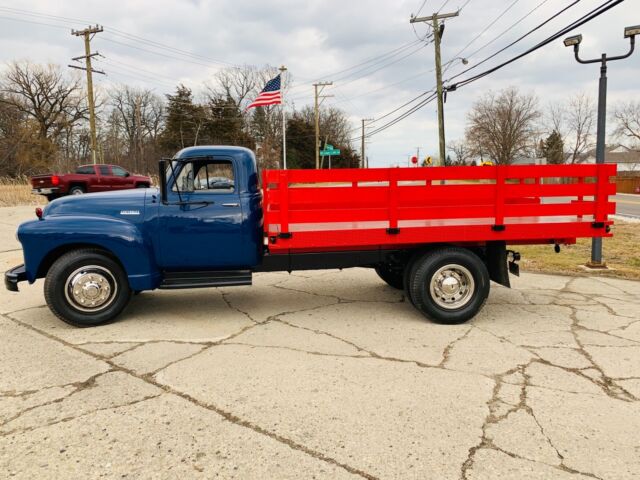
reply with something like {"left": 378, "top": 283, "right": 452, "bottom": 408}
{"left": 0, "top": 0, "right": 638, "bottom": 166}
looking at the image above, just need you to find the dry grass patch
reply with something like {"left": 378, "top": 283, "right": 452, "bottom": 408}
{"left": 0, "top": 177, "right": 42, "bottom": 207}
{"left": 518, "top": 220, "right": 640, "bottom": 280}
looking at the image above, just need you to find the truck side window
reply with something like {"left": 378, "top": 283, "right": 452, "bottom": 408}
{"left": 173, "top": 162, "right": 194, "bottom": 192}
{"left": 76, "top": 166, "right": 93, "bottom": 174}
{"left": 112, "top": 166, "right": 128, "bottom": 177}
{"left": 99, "top": 165, "right": 110, "bottom": 175}
{"left": 194, "top": 161, "right": 235, "bottom": 193}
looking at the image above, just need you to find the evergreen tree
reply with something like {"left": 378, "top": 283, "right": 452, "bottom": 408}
{"left": 542, "top": 130, "right": 565, "bottom": 165}
{"left": 160, "top": 85, "right": 205, "bottom": 152}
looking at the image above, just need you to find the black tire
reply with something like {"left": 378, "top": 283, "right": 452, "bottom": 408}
{"left": 44, "top": 249, "right": 132, "bottom": 327}
{"left": 408, "top": 247, "right": 490, "bottom": 325}
{"left": 403, "top": 250, "right": 424, "bottom": 307}
{"left": 136, "top": 184, "right": 149, "bottom": 188}
{"left": 375, "top": 263, "right": 404, "bottom": 290}
{"left": 69, "top": 185, "right": 85, "bottom": 195}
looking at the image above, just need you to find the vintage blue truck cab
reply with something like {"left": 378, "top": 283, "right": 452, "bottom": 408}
{"left": 6, "top": 146, "right": 267, "bottom": 326}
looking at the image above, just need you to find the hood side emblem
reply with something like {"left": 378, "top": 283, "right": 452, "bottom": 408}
{"left": 120, "top": 210, "right": 140, "bottom": 216}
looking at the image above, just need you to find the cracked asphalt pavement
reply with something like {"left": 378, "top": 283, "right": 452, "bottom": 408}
{"left": 1, "top": 206, "right": 640, "bottom": 479}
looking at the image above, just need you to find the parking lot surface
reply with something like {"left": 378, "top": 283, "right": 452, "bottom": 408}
{"left": 1, "top": 206, "right": 639, "bottom": 479}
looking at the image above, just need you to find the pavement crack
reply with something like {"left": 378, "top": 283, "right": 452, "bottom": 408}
{"left": 223, "top": 341, "right": 371, "bottom": 360}
{"left": 221, "top": 291, "right": 260, "bottom": 324}
{"left": 0, "top": 370, "right": 115, "bottom": 429}
{"left": 272, "top": 317, "right": 373, "bottom": 356}
{"left": 0, "top": 393, "right": 162, "bottom": 437}
{"left": 565, "top": 305, "right": 638, "bottom": 401}
{"left": 438, "top": 326, "right": 472, "bottom": 368}
{"left": 1, "top": 312, "right": 378, "bottom": 479}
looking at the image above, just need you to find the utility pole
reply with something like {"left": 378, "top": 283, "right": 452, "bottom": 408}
{"left": 416, "top": 147, "right": 421, "bottom": 167}
{"left": 361, "top": 118, "right": 374, "bottom": 168}
{"left": 410, "top": 10, "right": 459, "bottom": 166}
{"left": 313, "top": 82, "right": 333, "bottom": 169}
{"left": 135, "top": 97, "right": 143, "bottom": 173}
{"left": 279, "top": 65, "right": 288, "bottom": 169}
{"left": 70, "top": 25, "right": 104, "bottom": 165}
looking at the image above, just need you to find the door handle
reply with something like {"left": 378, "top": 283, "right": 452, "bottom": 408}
{"left": 222, "top": 203, "right": 240, "bottom": 207}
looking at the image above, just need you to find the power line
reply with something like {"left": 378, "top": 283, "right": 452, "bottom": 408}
{"left": 352, "top": 0, "right": 624, "bottom": 141}
{"left": 0, "top": 6, "right": 239, "bottom": 68}
{"left": 287, "top": 40, "right": 425, "bottom": 95}
{"left": 437, "top": 0, "right": 452, "bottom": 14}
{"left": 445, "top": 0, "right": 581, "bottom": 81}
{"left": 415, "top": 0, "right": 429, "bottom": 17}
{"left": 446, "top": 0, "right": 522, "bottom": 64}
{"left": 464, "top": 0, "right": 554, "bottom": 60}
{"left": 446, "top": 0, "right": 615, "bottom": 89}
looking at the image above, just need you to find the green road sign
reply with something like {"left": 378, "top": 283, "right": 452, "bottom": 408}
{"left": 320, "top": 149, "right": 340, "bottom": 156}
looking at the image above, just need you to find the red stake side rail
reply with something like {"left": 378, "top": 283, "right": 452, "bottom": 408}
{"left": 262, "top": 164, "right": 616, "bottom": 254}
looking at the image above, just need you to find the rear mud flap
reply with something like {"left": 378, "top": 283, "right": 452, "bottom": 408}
{"left": 486, "top": 242, "right": 519, "bottom": 288}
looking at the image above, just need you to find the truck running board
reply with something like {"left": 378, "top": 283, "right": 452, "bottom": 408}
{"left": 159, "top": 270, "right": 252, "bottom": 289}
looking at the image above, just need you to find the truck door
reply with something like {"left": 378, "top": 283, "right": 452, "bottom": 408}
{"left": 159, "top": 158, "right": 246, "bottom": 269}
{"left": 110, "top": 166, "right": 130, "bottom": 190}
{"left": 96, "top": 165, "right": 112, "bottom": 191}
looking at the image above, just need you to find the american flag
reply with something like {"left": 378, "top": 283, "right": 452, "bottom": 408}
{"left": 246, "top": 74, "right": 282, "bottom": 110}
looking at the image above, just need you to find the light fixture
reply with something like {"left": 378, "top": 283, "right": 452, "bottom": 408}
{"left": 624, "top": 25, "right": 640, "bottom": 38}
{"left": 563, "top": 34, "right": 583, "bottom": 47}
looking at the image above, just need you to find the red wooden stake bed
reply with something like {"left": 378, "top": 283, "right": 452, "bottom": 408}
{"left": 262, "top": 164, "right": 616, "bottom": 254}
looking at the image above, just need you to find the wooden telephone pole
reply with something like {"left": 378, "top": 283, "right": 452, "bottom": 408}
{"left": 313, "top": 82, "right": 333, "bottom": 169}
{"left": 361, "top": 118, "right": 374, "bottom": 168}
{"left": 70, "top": 25, "right": 104, "bottom": 165}
{"left": 410, "top": 11, "right": 459, "bottom": 166}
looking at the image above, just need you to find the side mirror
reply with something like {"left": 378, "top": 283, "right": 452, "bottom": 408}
{"left": 159, "top": 159, "right": 168, "bottom": 204}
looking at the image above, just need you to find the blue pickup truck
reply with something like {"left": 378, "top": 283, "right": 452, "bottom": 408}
{"left": 5, "top": 145, "right": 613, "bottom": 328}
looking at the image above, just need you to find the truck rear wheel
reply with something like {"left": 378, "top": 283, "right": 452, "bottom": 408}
{"left": 374, "top": 263, "right": 404, "bottom": 289}
{"left": 408, "top": 247, "right": 490, "bottom": 324}
{"left": 44, "top": 249, "right": 132, "bottom": 327}
{"left": 69, "top": 185, "right": 85, "bottom": 195}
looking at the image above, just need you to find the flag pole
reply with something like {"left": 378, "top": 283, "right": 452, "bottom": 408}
{"left": 279, "top": 65, "right": 288, "bottom": 170}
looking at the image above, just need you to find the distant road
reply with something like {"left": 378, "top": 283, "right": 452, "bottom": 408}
{"left": 615, "top": 194, "right": 640, "bottom": 219}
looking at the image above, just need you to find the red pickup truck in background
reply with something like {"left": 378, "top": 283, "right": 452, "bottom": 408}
{"left": 31, "top": 164, "right": 152, "bottom": 201}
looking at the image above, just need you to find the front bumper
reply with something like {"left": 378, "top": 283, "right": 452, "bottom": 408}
{"left": 32, "top": 187, "right": 59, "bottom": 195}
{"left": 5, "top": 264, "right": 27, "bottom": 292}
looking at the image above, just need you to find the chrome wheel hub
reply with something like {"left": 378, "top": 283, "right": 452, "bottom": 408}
{"left": 429, "top": 264, "right": 475, "bottom": 310}
{"left": 65, "top": 266, "right": 117, "bottom": 312}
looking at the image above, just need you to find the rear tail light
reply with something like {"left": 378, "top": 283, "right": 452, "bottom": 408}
{"left": 51, "top": 175, "right": 60, "bottom": 186}
{"left": 35, "top": 207, "right": 43, "bottom": 220}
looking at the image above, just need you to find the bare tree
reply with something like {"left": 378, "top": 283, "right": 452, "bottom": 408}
{"left": 566, "top": 93, "right": 595, "bottom": 163}
{"left": 0, "top": 62, "right": 87, "bottom": 142}
{"left": 109, "top": 85, "right": 164, "bottom": 172}
{"left": 546, "top": 93, "right": 595, "bottom": 164}
{"left": 208, "top": 66, "right": 258, "bottom": 107}
{"left": 447, "top": 139, "right": 473, "bottom": 165}
{"left": 613, "top": 100, "right": 640, "bottom": 148}
{"left": 466, "top": 88, "right": 540, "bottom": 165}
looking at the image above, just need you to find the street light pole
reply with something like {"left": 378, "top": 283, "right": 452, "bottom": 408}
{"left": 563, "top": 26, "right": 638, "bottom": 267}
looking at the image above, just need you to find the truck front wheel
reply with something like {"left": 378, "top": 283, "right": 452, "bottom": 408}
{"left": 44, "top": 249, "right": 132, "bottom": 327}
{"left": 408, "top": 248, "right": 490, "bottom": 324}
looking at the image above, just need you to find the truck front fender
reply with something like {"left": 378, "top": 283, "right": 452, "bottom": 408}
{"left": 18, "top": 216, "right": 160, "bottom": 291}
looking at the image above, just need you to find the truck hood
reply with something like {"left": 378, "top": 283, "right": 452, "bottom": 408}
{"left": 44, "top": 188, "right": 157, "bottom": 223}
